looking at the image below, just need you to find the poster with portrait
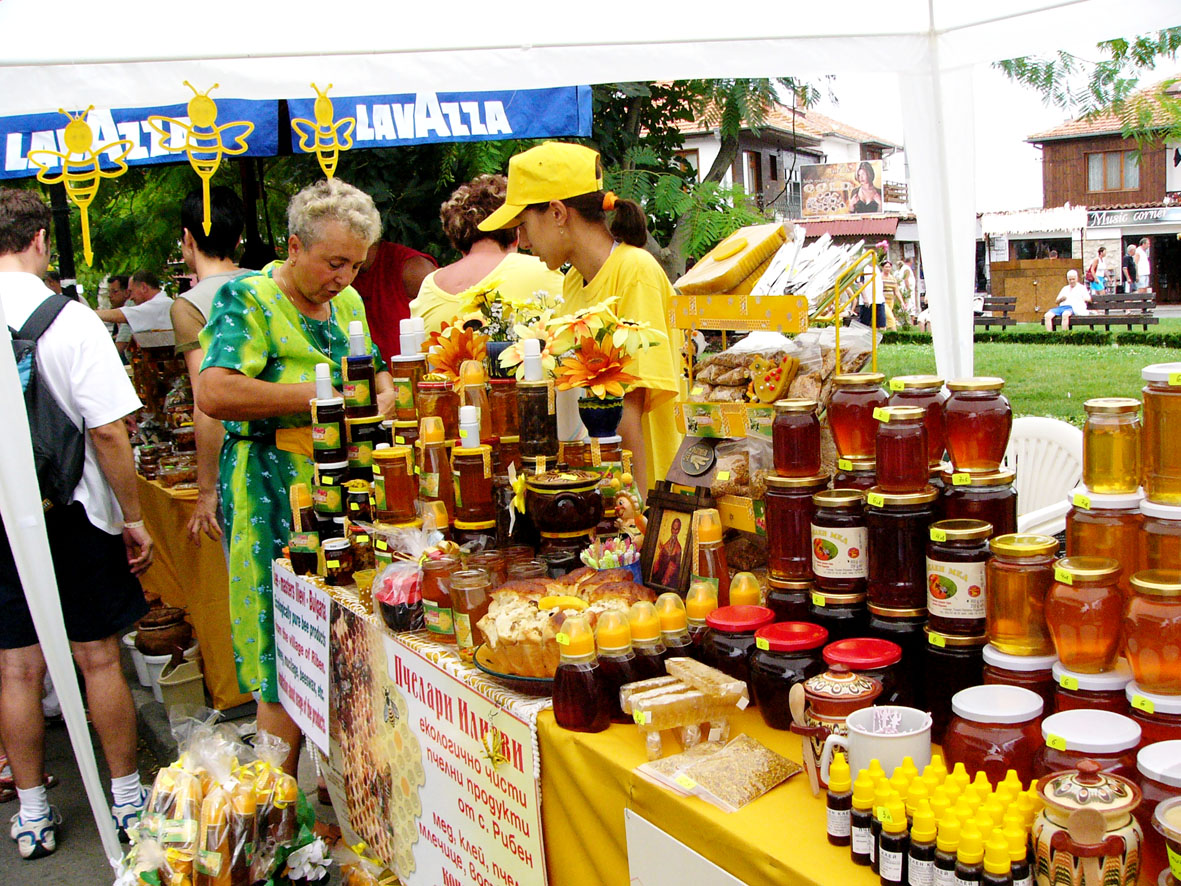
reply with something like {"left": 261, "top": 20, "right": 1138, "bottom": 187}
{"left": 640, "top": 484, "right": 713, "bottom": 594}
{"left": 800, "top": 160, "right": 884, "bottom": 216}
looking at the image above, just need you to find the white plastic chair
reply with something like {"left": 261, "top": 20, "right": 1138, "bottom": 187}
{"left": 1001, "top": 416, "right": 1083, "bottom": 537}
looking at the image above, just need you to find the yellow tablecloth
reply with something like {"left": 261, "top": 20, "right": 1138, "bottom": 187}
{"left": 538, "top": 708, "right": 881, "bottom": 886}
{"left": 136, "top": 476, "right": 250, "bottom": 710}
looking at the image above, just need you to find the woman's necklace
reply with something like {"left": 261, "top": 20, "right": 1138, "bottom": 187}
{"left": 275, "top": 265, "right": 335, "bottom": 356}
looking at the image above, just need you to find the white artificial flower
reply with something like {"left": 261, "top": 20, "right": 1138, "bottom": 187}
{"left": 285, "top": 837, "right": 332, "bottom": 881}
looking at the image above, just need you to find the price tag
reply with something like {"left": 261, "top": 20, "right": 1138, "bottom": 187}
{"left": 1045, "top": 733, "right": 1067, "bottom": 751}
{"left": 376, "top": 539, "right": 388, "bottom": 551}
{"left": 1054, "top": 566, "right": 1073, "bottom": 585}
{"left": 927, "top": 632, "right": 946, "bottom": 648}
{"left": 812, "top": 592, "right": 826, "bottom": 608}
{"left": 350, "top": 502, "right": 361, "bottom": 511}
{"left": 674, "top": 774, "right": 698, "bottom": 790}
{"left": 951, "top": 473, "right": 972, "bottom": 486}
{"left": 1169, "top": 373, "right": 1181, "bottom": 386}
{"left": 838, "top": 459, "right": 854, "bottom": 471}
{"left": 395, "top": 435, "right": 406, "bottom": 444}
{"left": 327, "top": 560, "right": 340, "bottom": 569}
{"left": 1169, "top": 846, "right": 1181, "bottom": 879}
{"left": 867, "top": 492, "right": 886, "bottom": 508}
{"left": 555, "top": 632, "right": 570, "bottom": 646}
{"left": 889, "top": 378, "right": 905, "bottom": 392}
{"left": 372, "top": 465, "right": 382, "bottom": 475}
{"left": 873, "top": 407, "right": 891, "bottom": 422}
{"left": 756, "top": 636, "right": 770, "bottom": 651}
{"left": 321, "top": 475, "right": 335, "bottom": 486}
{"left": 1072, "top": 491, "right": 1092, "bottom": 510}
{"left": 930, "top": 527, "right": 947, "bottom": 542}
{"left": 1131, "top": 694, "right": 1156, "bottom": 714}
{"left": 716, "top": 470, "right": 731, "bottom": 481}
{"left": 1058, "top": 674, "right": 1080, "bottom": 691}
{"left": 356, "top": 535, "right": 369, "bottom": 544}
{"left": 877, "top": 806, "right": 894, "bottom": 824}
{"left": 633, "top": 710, "right": 650, "bottom": 726}
{"left": 691, "top": 386, "right": 703, "bottom": 396}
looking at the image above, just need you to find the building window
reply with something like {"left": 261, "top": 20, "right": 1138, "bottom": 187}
{"left": 769, "top": 155, "right": 779, "bottom": 181}
{"left": 1087, "top": 150, "right": 1140, "bottom": 192}
{"left": 674, "top": 149, "right": 700, "bottom": 182}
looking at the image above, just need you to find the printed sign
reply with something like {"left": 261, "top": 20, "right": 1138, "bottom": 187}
{"left": 273, "top": 568, "right": 331, "bottom": 754}
{"left": 800, "top": 160, "right": 885, "bottom": 216}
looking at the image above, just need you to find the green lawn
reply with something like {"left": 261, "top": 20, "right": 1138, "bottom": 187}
{"left": 873, "top": 340, "right": 1180, "bottom": 425}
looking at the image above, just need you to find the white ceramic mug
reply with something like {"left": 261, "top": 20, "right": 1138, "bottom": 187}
{"left": 819, "top": 705, "right": 933, "bottom": 783}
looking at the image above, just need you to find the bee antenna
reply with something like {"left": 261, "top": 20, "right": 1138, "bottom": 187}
{"left": 183, "top": 80, "right": 198, "bottom": 96}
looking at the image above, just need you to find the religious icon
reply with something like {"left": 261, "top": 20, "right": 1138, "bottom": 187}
{"left": 147, "top": 82, "right": 254, "bottom": 234}
{"left": 291, "top": 83, "right": 356, "bottom": 179}
{"left": 26, "top": 106, "right": 134, "bottom": 267}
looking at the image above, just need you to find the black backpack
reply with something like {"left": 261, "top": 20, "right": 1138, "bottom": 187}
{"left": 10, "top": 295, "right": 86, "bottom": 511}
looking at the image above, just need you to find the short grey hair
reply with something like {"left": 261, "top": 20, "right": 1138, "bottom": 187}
{"left": 287, "top": 179, "right": 381, "bottom": 247}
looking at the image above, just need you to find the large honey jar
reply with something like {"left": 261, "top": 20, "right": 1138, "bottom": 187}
{"left": 1065, "top": 487, "right": 1144, "bottom": 603}
{"left": 1045, "top": 556, "right": 1124, "bottom": 673}
{"left": 1123, "top": 570, "right": 1181, "bottom": 696}
{"left": 829, "top": 373, "right": 888, "bottom": 460}
{"left": 772, "top": 398, "right": 821, "bottom": 478}
{"left": 1142, "top": 362, "right": 1181, "bottom": 505}
{"left": 874, "top": 405, "right": 928, "bottom": 493}
{"left": 865, "top": 486, "right": 939, "bottom": 611}
{"left": 887, "top": 374, "right": 947, "bottom": 466}
{"left": 939, "top": 468, "right": 1017, "bottom": 538}
{"left": 943, "top": 377, "right": 1012, "bottom": 474}
{"left": 986, "top": 533, "right": 1059, "bottom": 656}
{"left": 766, "top": 473, "right": 830, "bottom": 581}
{"left": 1083, "top": 397, "right": 1142, "bottom": 494}
{"left": 1142, "top": 500, "right": 1181, "bottom": 571}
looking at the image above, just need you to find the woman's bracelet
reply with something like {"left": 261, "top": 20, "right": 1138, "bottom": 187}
{"left": 123, "top": 519, "right": 145, "bottom": 530}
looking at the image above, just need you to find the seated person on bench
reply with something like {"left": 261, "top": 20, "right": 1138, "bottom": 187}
{"left": 1044, "top": 270, "right": 1090, "bottom": 332}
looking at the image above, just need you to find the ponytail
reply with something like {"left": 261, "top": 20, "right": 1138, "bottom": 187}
{"left": 560, "top": 191, "right": 650, "bottom": 248}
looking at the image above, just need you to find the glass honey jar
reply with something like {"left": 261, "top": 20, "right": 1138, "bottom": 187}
{"left": 766, "top": 577, "right": 813, "bottom": 622}
{"left": 833, "top": 457, "right": 876, "bottom": 492}
{"left": 943, "top": 378, "right": 1012, "bottom": 474}
{"left": 766, "top": 473, "right": 831, "bottom": 581}
{"left": 488, "top": 378, "right": 520, "bottom": 440}
{"left": 1126, "top": 684, "right": 1181, "bottom": 746}
{"left": 1142, "top": 500, "right": 1181, "bottom": 571}
{"left": 772, "top": 398, "right": 821, "bottom": 478}
{"left": 811, "top": 489, "right": 867, "bottom": 595}
{"left": 386, "top": 353, "right": 425, "bottom": 422}
{"left": 451, "top": 445, "right": 495, "bottom": 523}
{"left": 1045, "top": 556, "right": 1123, "bottom": 673}
{"left": 372, "top": 445, "right": 417, "bottom": 523}
{"left": 888, "top": 375, "right": 947, "bottom": 466}
{"left": 1123, "top": 570, "right": 1181, "bottom": 696}
{"left": 829, "top": 373, "right": 888, "bottom": 460}
{"left": 1141, "top": 362, "right": 1181, "bottom": 505}
{"left": 986, "top": 534, "right": 1059, "bottom": 656}
{"left": 1083, "top": 397, "right": 1142, "bottom": 494}
{"left": 926, "top": 519, "right": 992, "bottom": 636}
{"left": 865, "top": 486, "right": 939, "bottom": 611}
{"left": 939, "top": 468, "right": 1017, "bottom": 538}
{"left": 874, "top": 405, "right": 929, "bottom": 493}
{"left": 1053, "top": 660, "right": 1133, "bottom": 714}
{"left": 1065, "top": 487, "right": 1144, "bottom": 603}
{"left": 415, "top": 377, "right": 461, "bottom": 442}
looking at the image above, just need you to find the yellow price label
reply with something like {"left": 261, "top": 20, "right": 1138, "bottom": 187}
{"left": 356, "top": 535, "right": 369, "bottom": 544}
{"left": 376, "top": 539, "right": 388, "bottom": 551}
{"left": 952, "top": 473, "right": 972, "bottom": 486}
{"left": 756, "top": 637, "right": 770, "bottom": 651}
{"left": 327, "top": 560, "right": 340, "bottom": 568}
{"left": 1054, "top": 567, "right": 1073, "bottom": 585}
{"left": 555, "top": 632, "right": 570, "bottom": 646}
{"left": 1169, "top": 373, "right": 1181, "bottom": 386}
{"left": 1168, "top": 846, "right": 1181, "bottom": 879}
{"left": 812, "top": 592, "right": 826, "bottom": 607}
{"left": 867, "top": 492, "right": 886, "bottom": 508}
{"left": 674, "top": 774, "right": 698, "bottom": 790}
{"left": 372, "top": 465, "right": 382, "bottom": 475}
{"left": 691, "top": 386, "right": 703, "bottom": 396}
{"left": 838, "top": 459, "right": 853, "bottom": 471}
{"left": 889, "top": 378, "right": 905, "bottom": 392}
{"left": 873, "top": 407, "right": 892, "bottom": 422}
{"left": 930, "top": 527, "right": 947, "bottom": 542}
{"left": 322, "top": 475, "right": 335, "bottom": 485}
{"left": 1072, "top": 492, "right": 1092, "bottom": 510}
{"left": 716, "top": 470, "right": 731, "bottom": 481}
{"left": 1045, "top": 734, "right": 1067, "bottom": 751}
{"left": 1058, "top": 674, "right": 1079, "bottom": 691}
{"left": 395, "top": 435, "right": 406, "bottom": 444}
{"left": 350, "top": 502, "right": 360, "bottom": 510}
{"left": 877, "top": 806, "right": 895, "bottom": 824}
{"left": 928, "top": 632, "right": 946, "bottom": 648}
{"left": 633, "top": 710, "right": 650, "bottom": 726}
{"left": 1132, "top": 694, "right": 1156, "bottom": 714}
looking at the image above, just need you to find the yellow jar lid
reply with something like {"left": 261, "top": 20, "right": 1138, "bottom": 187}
{"left": 989, "top": 533, "right": 1058, "bottom": 557}
{"left": 930, "top": 519, "right": 993, "bottom": 541}
{"left": 628, "top": 601, "right": 662, "bottom": 641}
{"left": 345, "top": 415, "right": 385, "bottom": 427}
{"left": 767, "top": 577, "right": 814, "bottom": 591}
{"left": 558, "top": 615, "right": 596, "bottom": 657}
{"left": 392, "top": 419, "right": 417, "bottom": 428}
{"left": 1054, "top": 556, "right": 1121, "bottom": 580}
{"left": 925, "top": 627, "right": 988, "bottom": 647}
{"left": 947, "top": 377, "right": 1005, "bottom": 391}
{"left": 685, "top": 581, "right": 719, "bottom": 619}
{"left": 453, "top": 444, "right": 492, "bottom": 456}
{"left": 499, "top": 435, "right": 520, "bottom": 443}
{"left": 891, "top": 374, "right": 944, "bottom": 390}
{"left": 1130, "top": 569, "right": 1181, "bottom": 597}
{"left": 813, "top": 488, "right": 865, "bottom": 508}
{"left": 876, "top": 405, "right": 925, "bottom": 422}
{"left": 453, "top": 519, "right": 496, "bottom": 530}
{"left": 655, "top": 593, "right": 688, "bottom": 631}
{"left": 864, "top": 485, "right": 939, "bottom": 506}
{"left": 869, "top": 604, "right": 927, "bottom": 618}
{"left": 837, "top": 457, "right": 876, "bottom": 471}
{"left": 941, "top": 468, "right": 1015, "bottom": 487}
{"left": 766, "top": 472, "right": 831, "bottom": 489}
{"left": 832, "top": 372, "right": 885, "bottom": 387}
{"left": 373, "top": 445, "right": 413, "bottom": 461}
{"left": 772, "top": 398, "right": 818, "bottom": 413}
{"left": 1083, "top": 397, "right": 1141, "bottom": 414}
{"left": 595, "top": 610, "right": 632, "bottom": 652}
{"left": 812, "top": 591, "right": 867, "bottom": 605}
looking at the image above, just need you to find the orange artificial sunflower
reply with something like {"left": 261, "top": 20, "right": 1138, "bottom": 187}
{"left": 426, "top": 323, "right": 487, "bottom": 382}
{"left": 554, "top": 335, "right": 638, "bottom": 399}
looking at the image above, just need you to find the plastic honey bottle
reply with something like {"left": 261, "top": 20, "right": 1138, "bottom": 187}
{"left": 729, "top": 571, "right": 762, "bottom": 606}
{"left": 827, "top": 751, "right": 853, "bottom": 847}
{"left": 851, "top": 770, "right": 876, "bottom": 866}
{"left": 343, "top": 320, "right": 377, "bottom": 419}
{"left": 691, "top": 509, "right": 731, "bottom": 607}
{"left": 552, "top": 615, "right": 609, "bottom": 733}
{"left": 628, "top": 601, "right": 666, "bottom": 679}
{"left": 459, "top": 359, "right": 493, "bottom": 444}
{"left": 685, "top": 581, "right": 718, "bottom": 659}
{"left": 933, "top": 815, "right": 960, "bottom": 886}
{"left": 417, "top": 416, "right": 455, "bottom": 523}
{"left": 981, "top": 829, "right": 1013, "bottom": 886}
{"left": 655, "top": 593, "right": 693, "bottom": 658}
{"left": 594, "top": 612, "right": 644, "bottom": 723}
{"left": 908, "top": 800, "right": 937, "bottom": 886}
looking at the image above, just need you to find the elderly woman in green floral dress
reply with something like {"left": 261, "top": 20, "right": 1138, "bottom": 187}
{"left": 199, "top": 179, "right": 395, "bottom": 773}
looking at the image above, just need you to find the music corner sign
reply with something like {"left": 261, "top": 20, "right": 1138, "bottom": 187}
{"left": 1087, "top": 205, "right": 1181, "bottom": 228}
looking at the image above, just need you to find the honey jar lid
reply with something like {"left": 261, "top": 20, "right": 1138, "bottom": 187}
{"left": 832, "top": 372, "right": 885, "bottom": 386}
{"left": 1126, "top": 681, "right": 1181, "bottom": 715}
{"left": 1141, "top": 361, "right": 1181, "bottom": 384}
{"left": 453, "top": 444, "right": 493, "bottom": 456}
{"left": 1036, "top": 760, "right": 1141, "bottom": 817}
{"left": 705, "top": 604, "right": 775, "bottom": 633}
{"left": 1067, "top": 485, "right": 1144, "bottom": 510}
{"left": 875, "top": 405, "right": 925, "bottom": 422}
{"left": 392, "top": 419, "right": 417, "bottom": 428}
{"left": 685, "top": 581, "right": 719, "bottom": 619}
{"left": 345, "top": 414, "right": 385, "bottom": 427}
{"left": 557, "top": 614, "right": 596, "bottom": 657}
{"left": 890, "top": 374, "right": 944, "bottom": 390}
{"left": 1130, "top": 569, "right": 1181, "bottom": 597}
{"left": 755, "top": 621, "right": 829, "bottom": 653}
{"left": 452, "top": 519, "right": 496, "bottom": 530}
{"left": 989, "top": 533, "right": 1058, "bottom": 558}
{"left": 499, "top": 435, "right": 520, "bottom": 443}
{"left": 772, "top": 398, "right": 817, "bottom": 413}
{"left": 655, "top": 593, "right": 688, "bottom": 632}
{"left": 946, "top": 377, "right": 1005, "bottom": 391}
{"left": 982, "top": 645, "right": 1057, "bottom": 672}
{"left": 941, "top": 468, "right": 1016, "bottom": 487}
{"left": 925, "top": 627, "right": 987, "bottom": 648}
{"left": 420, "top": 416, "right": 445, "bottom": 443}
{"left": 766, "top": 577, "right": 814, "bottom": 592}
{"left": 929, "top": 519, "right": 993, "bottom": 541}
{"left": 1136, "top": 741, "right": 1181, "bottom": 787}
{"left": 1054, "top": 555, "right": 1121, "bottom": 580}
{"left": 836, "top": 456, "right": 876, "bottom": 471}
{"left": 315, "top": 460, "right": 349, "bottom": 472}
{"left": 1053, "top": 660, "right": 1132, "bottom": 692}
{"left": 765, "top": 472, "right": 831, "bottom": 489}
{"left": 321, "top": 537, "right": 351, "bottom": 552}
{"left": 813, "top": 488, "right": 865, "bottom": 508}
{"left": 450, "top": 568, "right": 491, "bottom": 590}
{"left": 823, "top": 637, "right": 901, "bottom": 669}
{"left": 627, "top": 601, "right": 662, "bottom": 642}
{"left": 1141, "top": 499, "right": 1181, "bottom": 520}
{"left": 373, "top": 444, "right": 413, "bottom": 461}
{"left": 1083, "top": 396, "right": 1141, "bottom": 414}
{"left": 594, "top": 610, "right": 633, "bottom": 653}
{"left": 951, "top": 684, "right": 1043, "bottom": 724}
{"left": 1040, "top": 709, "right": 1141, "bottom": 753}
{"left": 729, "top": 572, "right": 762, "bottom": 606}
{"left": 864, "top": 485, "right": 939, "bottom": 506}
{"left": 693, "top": 509, "right": 724, "bottom": 544}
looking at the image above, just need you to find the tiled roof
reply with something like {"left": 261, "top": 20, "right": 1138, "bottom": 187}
{"left": 1027, "top": 76, "right": 1180, "bottom": 142}
{"left": 800, "top": 217, "right": 900, "bottom": 237}
{"left": 674, "top": 100, "right": 894, "bottom": 147}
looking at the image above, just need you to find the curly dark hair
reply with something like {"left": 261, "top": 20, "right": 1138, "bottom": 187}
{"left": 439, "top": 175, "right": 517, "bottom": 253}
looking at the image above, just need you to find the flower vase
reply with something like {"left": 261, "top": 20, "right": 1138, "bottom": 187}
{"left": 486, "top": 340, "right": 513, "bottom": 379}
{"left": 578, "top": 395, "right": 624, "bottom": 438}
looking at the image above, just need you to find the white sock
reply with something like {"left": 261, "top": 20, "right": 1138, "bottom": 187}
{"left": 111, "top": 772, "right": 142, "bottom": 807}
{"left": 16, "top": 785, "right": 49, "bottom": 822}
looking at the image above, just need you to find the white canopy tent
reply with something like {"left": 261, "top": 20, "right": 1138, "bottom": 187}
{"left": 1, "top": 0, "right": 1177, "bottom": 863}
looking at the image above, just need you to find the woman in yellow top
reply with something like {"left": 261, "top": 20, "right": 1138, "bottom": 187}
{"left": 410, "top": 174, "right": 563, "bottom": 335}
{"left": 479, "top": 142, "right": 682, "bottom": 493}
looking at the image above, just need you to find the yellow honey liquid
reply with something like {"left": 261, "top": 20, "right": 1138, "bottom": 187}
{"left": 985, "top": 555, "right": 1055, "bottom": 655}
{"left": 1144, "top": 383, "right": 1181, "bottom": 503}
{"left": 1065, "top": 508, "right": 1142, "bottom": 604}
{"left": 1144, "top": 515, "right": 1181, "bottom": 571}
{"left": 1082, "top": 421, "right": 1140, "bottom": 494}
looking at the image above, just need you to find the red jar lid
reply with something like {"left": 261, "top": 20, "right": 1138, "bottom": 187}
{"left": 706, "top": 605, "right": 775, "bottom": 633}
{"left": 823, "top": 637, "right": 902, "bottom": 669}
{"left": 755, "top": 622, "right": 829, "bottom": 653}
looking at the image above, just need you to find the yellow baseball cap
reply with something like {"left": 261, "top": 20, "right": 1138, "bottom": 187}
{"left": 478, "top": 142, "right": 603, "bottom": 231}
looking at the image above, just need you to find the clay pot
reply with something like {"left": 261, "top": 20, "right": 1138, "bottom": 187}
{"left": 135, "top": 607, "right": 193, "bottom": 655}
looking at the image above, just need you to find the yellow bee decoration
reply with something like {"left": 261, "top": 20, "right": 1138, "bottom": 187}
{"left": 147, "top": 82, "right": 254, "bottom": 235}
{"left": 291, "top": 83, "right": 355, "bottom": 179}
{"left": 26, "top": 106, "right": 134, "bottom": 267}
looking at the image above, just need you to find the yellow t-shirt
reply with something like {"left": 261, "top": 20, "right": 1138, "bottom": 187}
{"left": 562, "top": 244, "right": 684, "bottom": 484}
{"left": 410, "top": 252, "right": 564, "bottom": 336}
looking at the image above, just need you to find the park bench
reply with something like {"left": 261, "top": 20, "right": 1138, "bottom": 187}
{"left": 1064, "top": 290, "right": 1158, "bottom": 332}
{"left": 974, "top": 296, "right": 1017, "bottom": 329}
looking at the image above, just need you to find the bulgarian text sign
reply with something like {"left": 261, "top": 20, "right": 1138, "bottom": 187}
{"left": 273, "top": 567, "right": 331, "bottom": 754}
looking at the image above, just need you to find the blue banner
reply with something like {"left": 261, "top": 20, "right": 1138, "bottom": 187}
{"left": 286, "top": 86, "right": 592, "bottom": 151}
{"left": 0, "top": 99, "right": 278, "bottom": 181}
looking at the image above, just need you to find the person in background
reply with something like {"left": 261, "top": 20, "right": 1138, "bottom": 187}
{"left": 895, "top": 257, "right": 917, "bottom": 321}
{"left": 411, "top": 174, "right": 563, "bottom": 336}
{"left": 1135, "top": 238, "right": 1151, "bottom": 292}
{"left": 1044, "top": 269, "right": 1090, "bottom": 331}
{"left": 350, "top": 236, "right": 436, "bottom": 364}
{"left": 856, "top": 262, "right": 887, "bottom": 329}
{"left": 1123, "top": 244, "right": 1138, "bottom": 294}
{"left": 1086, "top": 246, "right": 1106, "bottom": 296}
{"left": 42, "top": 270, "right": 61, "bottom": 296}
{"left": 0, "top": 189, "right": 153, "bottom": 859}
{"left": 478, "top": 142, "right": 681, "bottom": 494}
{"left": 880, "top": 259, "right": 899, "bottom": 330}
{"left": 198, "top": 179, "right": 394, "bottom": 776}
{"left": 172, "top": 186, "right": 251, "bottom": 545}
{"left": 96, "top": 270, "right": 174, "bottom": 341}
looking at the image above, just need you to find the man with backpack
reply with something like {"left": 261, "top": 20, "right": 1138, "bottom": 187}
{"left": 0, "top": 189, "right": 153, "bottom": 860}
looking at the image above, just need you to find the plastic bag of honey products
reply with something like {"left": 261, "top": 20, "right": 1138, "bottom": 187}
{"left": 679, "top": 734, "right": 801, "bottom": 812}
{"left": 115, "top": 838, "right": 177, "bottom": 886}
{"left": 247, "top": 732, "right": 300, "bottom": 883}
{"left": 711, "top": 436, "right": 772, "bottom": 499}
{"left": 373, "top": 559, "right": 424, "bottom": 631}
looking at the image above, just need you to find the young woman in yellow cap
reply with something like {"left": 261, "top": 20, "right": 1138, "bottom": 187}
{"left": 479, "top": 141, "right": 681, "bottom": 494}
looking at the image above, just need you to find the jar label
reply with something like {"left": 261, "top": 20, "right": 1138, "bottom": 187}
{"left": 392, "top": 378, "right": 414, "bottom": 411}
{"left": 1131, "top": 693, "right": 1156, "bottom": 714}
{"left": 1169, "top": 373, "right": 1181, "bottom": 386}
{"left": 926, "top": 558, "right": 986, "bottom": 619}
{"left": 812, "top": 525, "right": 868, "bottom": 578}
{"left": 326, "top": 559, "right": 340, "bottom": 569}
{"left": 547, "top": 381, "right": 556, "bottom": 415}
{"left": 889, "top": 378, "right": 905, "bottom": 392}
{"left": 867, "top": 492, "right": 886, "bottom": 507}
{"left": 951, "top": 473, "right": 971, "bottom": 486}
{"left": 375, "top": 537, "right": 389, "bottom": 551}
{"left": 452, "top": 471, "right": 463, "bottom": 510}
{"left": 1054, "top": 566, "right": 1073, "bottom": 585}
{"left": 1072, "top": 491, "right": 1092, "bottom": 510}
{"left": 873, "top": 407, "right": 892, "bottom": 423}
{"left": 826, "top": 806, "right": 851, "bottom": 838}
{"left": 454, "top": 613, "right": 474, "bottom": 650}
{"left": 420, "top": 471, "right": 440, "bottom": 499}
{"left": 555, "top": 632, "right": 570, "bottom": 646}
{"left": 423, "top": 601, "right": 454, "bottom": 635}
{"left": 908, "top": 857, "right": 933, "bottom": 886}
{"left": 927, "top": 632, "right": 946, "bottom": 648}
{"left": 1058, "top": 674, "right": 1079, "bottom": 690}
{"left": 373, "top": 477, "right": 387, "bottom": 510}
{"left": 343, "top": 379, "right": 371, "bottom": 408}
{"left": 348, "top": 440, "right": 375, "bottom": 468}
{"left": 312, "top": 421, "right": 342, "bottom": 450}
{"left": 880, "top": 849, "right": 903, "bottom": 882}
{"left": 934, "top": 869, "right": 957, "bottom": 886}
{"left": 354, "top": 534, "right": 370, "bottom": 545}
{"left": 755, "top": 636, "right": 770, "bottom": 651}
{"left": 314, "top": 485, "right": 343, "bottom": 513}
{"left": 852, "top": 825, "right": 872, "bottom": 856}
{"left": 1013, "top": 876, "right": 1032, "bottom": 886}
{"left": 1045, "top": 733, "right": 1067, "bottom": 751}
{"left": 289, "top": 532, "right": 319, "bottom": 553}
{"left": 838, "top": 458, "right": 854, "bottom": 471}
{"left": 1169, "top": 846, "right": 1181, "bottom": 879}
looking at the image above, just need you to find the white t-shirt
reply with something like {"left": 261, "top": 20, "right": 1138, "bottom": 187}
{"left": 1135, "top": 247, "right": 1150, "bottom": 280}
{"left": 1057, "top": 282, "right": 1091, "bottom": 316}
{"left": 121, "top": 290, "right": 174, "bottom": 333}
{"left": 1, "top": 272, "right": 142, "bottom": 534}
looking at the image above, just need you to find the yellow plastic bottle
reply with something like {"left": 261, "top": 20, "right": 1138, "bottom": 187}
{"left": 956, "top": 822, "right": 985, "bottom": 882}
{"left": 685, "top": 581, "right": 718, "bottom": 654}
{"left": 930, "top": 753, "right": 949, "bottom": 783}
{"left": 906, "top": 778, "right": 930, "bottom": 821}
{"left": 627, "top": 601, "right": 666, "bottom": 679}
{"left": 655, "top": 592, "right": 693, "bottom": 657}
{"left": 929, "top": 786, "right": 953, "bottom": 824}
{"left": 594, "top": 611, "right": 642, "bottom": 724}
{"left": 691, "top": 509, "right": 731, "bottom": 607}
{"left": 983, "top": 828, "right": 1013, "bottom": 884}
{"left": 901, "top": 756, "right": 921, "bottom": 783}
{"left": 950, "top": 761, "right": 971, "bottom": 790}
{"left": 729, "top": 571, "right": 762, "bottom": 606}
{"left": 878, "top": 795, "right": 910, "bottom": 884}
{"left": 827, "top": 751, "right": 853, "bottom": 847}
{"left": 909, "top": 800, "right": 938, "bottom": 886}
{"left": 851, "top": 770, "right": 876, "bottom": 866}
{"left": 935, "top": 814, "right": 962, "bottom": 884}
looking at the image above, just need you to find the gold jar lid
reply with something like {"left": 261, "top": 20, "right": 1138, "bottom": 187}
{"left": 925, "top": 627, "right": 988, "bottom": 647}
{"left": 941, "top": 468, "right": 1016, "bottom": 487}
{"left": 929, "top": 519, "right": 993, "bottom": 541}
{"left": 864, "top": 486, "right": 939, "bottom": 506}
{"left": 453, "top": 519, "right": 496, "bottom": 531}
{"left": 869, "top": 604, "right": 928, "bottom": 618}
{"left": 373, "top": 444, "right": 413, "bottom": 461}
{"left": 1130, "top": 569, "right": 1181, "bottom": 597}
{"left": 773, "top": 398, "right": 818, "bottom": 413}
{"left": 836, "top": 456, "right": 876, "bottom": 471}
{"left": 766, "top": 472, "right": 831, "bottom": 490}
{"left": 989, "top": 533, "right": 1058, "bottom": 558}
{"left": 876, "top": 405, "right": 925, "bottom": 422}
{"left": 832, "top": 372, "right": 885, "bottom": 387}
{"left": 392, "top": 419, "right": 417, "bottom": 428}
{"left": 345, "top": 415, "right": 384, "bottom": 427}
{"left": 946, "top": 377, "right": 1005, "bottom": 392}
{"left": 813, "top": 488, "right": 865, "bottom": 508}
{"left": 499, "top": 435, "right": 520, "bottom": 443}
{"left": 453, "top": 444, "right": 492, "bottom": 456}
{"left": 767, "top": 577, "right": 814, "bottom": 591}
{"left": 890, "top": 374, "right": 944, "bottom": 391}
{"left": 1083, "top": 397, "right": 1141, "bottom": 414}
{"left": 811, "top": 591, "right": 867, "bottom": 605}
{"left": 1054, "top": 556, "right": 1121, "bottom": 580}
{"left": 517, "top": 379, "right": 550, "bottom": 389}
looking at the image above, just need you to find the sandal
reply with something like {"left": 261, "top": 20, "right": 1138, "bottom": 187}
{"left": 0, "top": 775, "right": 60, "bottom": 804}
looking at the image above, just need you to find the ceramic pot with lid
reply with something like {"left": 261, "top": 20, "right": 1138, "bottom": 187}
{"left": 524, "top": 469, "right": 604, "bottom": 547}
{"left": 1033, "top": 760, "right": 1142, "bottom": 886}
{"left": 799, "top": 666, "right": 882, "bottom": 773}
